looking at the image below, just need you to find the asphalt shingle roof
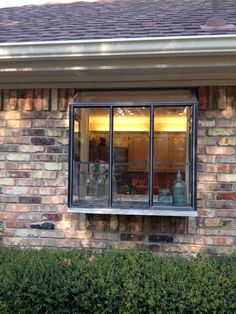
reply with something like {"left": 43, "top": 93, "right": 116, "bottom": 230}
{"left": 0, "top": 0, "right": 235, "bottom": 43}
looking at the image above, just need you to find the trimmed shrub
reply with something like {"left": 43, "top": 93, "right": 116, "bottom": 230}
{"left": 0, "top": 248, "right": 235, "bottom": 313}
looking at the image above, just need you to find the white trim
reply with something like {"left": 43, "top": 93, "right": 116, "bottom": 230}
{"left": 0, "top": 34, "right": 235, "bottom": 87}
{"left": 0, "top": 35, "right": 235, "bottom": 60}
{"left": 68, "top": 207, "right": 197, "bottom": 217}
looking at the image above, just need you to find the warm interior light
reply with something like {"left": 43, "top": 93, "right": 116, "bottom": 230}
{"left": 155, "top": 116, "right": 187, "bottom": 132}
{"left": 74, "top": 121, "right": 79, "bottom": 133}
{"left": 89, "top": 115, "right": 187, "bottom": 132}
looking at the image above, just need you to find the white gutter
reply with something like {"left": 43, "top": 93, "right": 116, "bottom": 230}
{"left": 0, "top": 34, "right": 235, "bottom": 60}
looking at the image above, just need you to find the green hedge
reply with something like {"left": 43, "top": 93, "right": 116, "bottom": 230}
{"left": 0, "top": 248, "right": 235, "bottom": 313}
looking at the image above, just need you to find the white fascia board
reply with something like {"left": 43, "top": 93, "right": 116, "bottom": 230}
{"left": 0, "top": 34, "right": 236, "bottom": 61}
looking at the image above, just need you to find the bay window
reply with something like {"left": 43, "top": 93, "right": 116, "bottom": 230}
{"left": 68, "top": 90, "right": 198, "bottom": 216}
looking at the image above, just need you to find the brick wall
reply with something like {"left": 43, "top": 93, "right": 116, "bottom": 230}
{"left": 0, "top": 87, "right": 235, "bottom": 254}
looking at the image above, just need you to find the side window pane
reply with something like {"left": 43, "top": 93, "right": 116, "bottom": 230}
{"left": 72, "top": 107, "right": 109, "bottom": 206}
{"left": 112, "top": 107, "right": 150, "bottom": 207}
{"left": 153, "top": 106, "right": 192, "bottom": 207}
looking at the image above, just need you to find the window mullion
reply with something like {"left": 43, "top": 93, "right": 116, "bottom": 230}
{"left": 108, "top": 106, "right": 114, "bottom": 207}
{"left": 149, "top": 105, "right": 154, "bottom": 207}
{"left": 192, "top": 103, "right": 198, "bottom": 210}
{"left": 68, "top": 105, "right": 74, "bottom": 207}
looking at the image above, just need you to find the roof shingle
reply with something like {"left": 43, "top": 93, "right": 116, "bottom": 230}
{"left": 0, "top": 0, "right": 235, "bottom": 43}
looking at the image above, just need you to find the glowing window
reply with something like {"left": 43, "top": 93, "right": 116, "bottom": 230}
{"left": 68, "top": 90, "right": 198, "bottom": 216}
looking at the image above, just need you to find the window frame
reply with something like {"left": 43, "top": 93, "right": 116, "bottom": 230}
{"left": 68, "top": 92, "right": 198, "bottom": 217}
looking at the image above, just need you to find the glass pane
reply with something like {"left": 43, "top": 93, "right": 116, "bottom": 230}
{"left": 112, "top": 163, "right": 149, "bottom": 207}
{"left": 74, "top": 107, "right": 109, "bottom": 163}
{"left": 113, "top": 107, "right": 150, "bottom": 207}
{"left": 72, "top": 107, "right": 110, "bottom": 207}
{"left": 113, "top": 107, "right": 150, "bottom": 162}
{"left": 153, "top": 106, "right": 192, "bottom": 207}
{"left": 72, "top": 162, "right": 109, "bottom": 206}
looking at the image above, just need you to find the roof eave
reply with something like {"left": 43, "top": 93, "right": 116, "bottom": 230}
{"left": 0, "top": 34, "right": 236, "bottom": 60}
{"left": 0, "top": 34, "right": 235, "bottom": 88}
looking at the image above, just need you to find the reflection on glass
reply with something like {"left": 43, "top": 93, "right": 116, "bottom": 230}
{"left": 112, "top": 163, "right": 149, "bottom": 207}
{"left": 72, "top": 104, "right": 194, "bottom": 208}
{"left": 113, "top": 107, "right": 150, "bottom": 162}
{"left": 73, "top": 162, "right": 109, "bottom": 206}
{"left": 112, "top": 107, "right": 150, "bottom": 207}
{"left": 74, "top": 107, "right": 110, "bottom": 163}
{"left": 73, "top": 107, "right": 110, "bottom": 207}
{"left": 153, "top": 106, "right": 192, "bottom": 206}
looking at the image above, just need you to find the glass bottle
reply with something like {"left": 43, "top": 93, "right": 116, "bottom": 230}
{"left": 158, "top": 189, "right": 171, "bottom": 205}
{"left": 172, "top": 170, "right": 187, "bottom": 206}
{"left": 87, "top": 168, "right": 96, "bottom": 198}
{"left": 96, "top": 164, "right": 106, "bottom": 200}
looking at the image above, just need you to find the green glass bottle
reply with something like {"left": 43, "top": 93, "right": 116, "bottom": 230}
{"left": 172, "top": 170, "right": 187, "bottom": 206}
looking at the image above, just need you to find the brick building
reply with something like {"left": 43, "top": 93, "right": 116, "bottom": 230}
{"left": 0, "top": 0, "right": 236, "bottom": 254}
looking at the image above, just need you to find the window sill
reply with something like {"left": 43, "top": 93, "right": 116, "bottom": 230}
{"left": 68, "top": 207, "right": 197, "bottom": 217}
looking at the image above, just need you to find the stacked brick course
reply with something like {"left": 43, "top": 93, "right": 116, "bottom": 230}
{"left": 0, "top": 87, "right": 236, "bottom": 254}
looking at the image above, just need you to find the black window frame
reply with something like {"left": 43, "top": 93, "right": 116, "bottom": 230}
{"left": 68, "top": 92, "right": 198, "bottom": 215}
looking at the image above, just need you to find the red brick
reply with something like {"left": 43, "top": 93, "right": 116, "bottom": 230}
{"left": 216, "top": 210, "right": 236, "bottom": 218}
{"left": 143, "top": 216, "right": 160, "bottom": 232}
{"left": 18, "top": 163, "right": 43, "bottom": 170}
{"left": 6, "top": 221, "right": 28, "bottom": 228}
{"left": 41, "top": 213, "right": 63, "bottom": 221}
{"left": 32, "top": 171, "right": 57, "bottom": 179}
{"left": 94, "top": 232, "right": 118, "bottom": 241}
{"left": 56, "top": 187, "right": 67, "bottom": 195}
{"left": 205, "top": 200, "right": 236, "bottom": 209}
{"left": 17, "top": 179, "right": 41, "bottom": 187}
{"left": 6, "top": 204, "right": 32, "bottom": 212}
{"left": 197, "top": 209, "right": 215, "bottom": 217}
{"left": 120, "top": 233, "right": 145, "bottom": 241}
{"left": 47, "top": 112, "right": 63, "bottom": 119}
{"left": 113, "top": 241, "right": 137, "bottom": 250}
{"left": 0, "top": 129, "right": 10, "bottom": 136}
{"left": 205, "top": 165, "right": 234, "bottom": 173}
{"left": 5, "top": 162, "right": 18, "bottom": 170}
{"left": 0, "top": 112, "right": 21, "bottom": 120}
{"left": 217, "top": 174, "right": 236, "bottom": 182}
{"left": 3, "top": 89, "right": 10, "bottom": 110}
{"left": 28, "top": 187, "right": 56, "bottom": 195}
{"left": 206, "top": 146, "right": 234, "bottom": 155}
{"left": 204, "top": 219, "right": 222, "bottom": 227}
{"left": 208, "top": 86, "right": 218, "bottom": 109}
{"left": 7, "top": 120, "right": 32, "bottom": 129}
{"left": 198, "top": 174, "right": 216, "bottom": 182}
{"left": 217, "top": 193, "right": 236, "bottom": 201}
{"left": 204, "top": 236, "right": 233, "bottom": 246}
{"left": 34, "top": 89, "right": 43, "bottom": 110}
{"left": 0, "top": 213, "right": 16, "bottom": 220}
{"left": 198, "top": 87, "right": 208, "bottom": 110}
{"left": 217, "top": 87, "right": 227, "bottom": 109}
{"left": 217, "top": 120, "right": 236, "bottom": 127}
{"left": 43, "top": 179, "right": 66, "bottom": 187}
{"left": 59, "top": 89, "right": 67, "bottom": 111}
{"left": 42, "top": 89, "right": 50, "bottom": 111}
{"left": 218, "top": 137, "right": 236, "bottom": 146}
{"left": 0, "top": 195, "right": 18, "bottom": 203}
{"left": 66, "top": 230, "right": 93, "bottom": 239}
{"left": 3, "top": 229, "right": 14, "bottom": 237}
{"left": 197, "top": 155, "right": 216, "bottom": 163}
{"left": 24, "top": 89, "right": 33, "bottom": 111}
{"left": 94, "top": 215, "right": 110, "bottom": 231}
{"left": 9, "top": 90, "right": 18, "bottom": 110}
{"left": 42, "top": 196, "right": 65, "bottom": 204}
